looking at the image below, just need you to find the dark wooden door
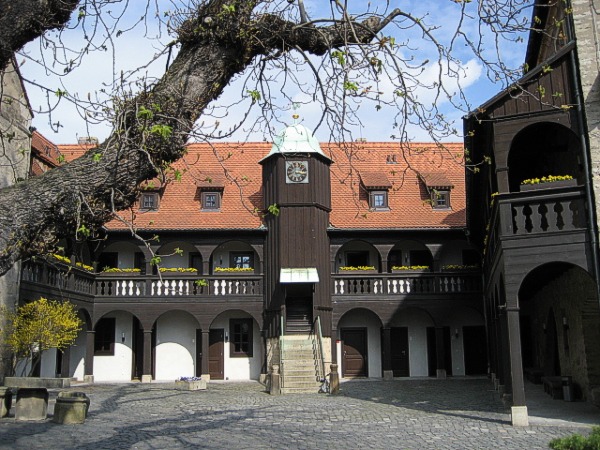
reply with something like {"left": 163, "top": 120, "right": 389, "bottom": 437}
{"left": 426, "top": 327, "right": 453, "bottom": 377}
{"left": 463, "top": 326, "right": 488, "bottom": 375}
{"left": 341, "top": 328, "right": 367, "bottom": 377}
{"left": 209, "top": 329, "right": 224, "bottom": 380}
{"left": 195, "top": 329, "right": 202, "bottom": 377}
{"left": 132, "top": 317, "right": 144, "bottom": 380}
{"left": 391, "top": 327, "right": 409, "bottom": 377}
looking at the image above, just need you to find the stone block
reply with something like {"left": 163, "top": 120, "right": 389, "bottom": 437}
{"left": 383, "top": 370, "right": 394, "bottom": 381}
{"left": 511, "top": 406, "right": 529, "bottom": 427}
{"left": 0, "top": 387, "right": 12, "bottom": 418}
{"left": 53, "top": 392, "right": 90, "bottom": 424}
{"left": 5, "top": 377, "right": 70, "bottom": 389}
{"left": 141, "top": 375, "right": 152, "bottom": 383}
{"left": 15, "top": 388, "right": 48, "bottom": 421}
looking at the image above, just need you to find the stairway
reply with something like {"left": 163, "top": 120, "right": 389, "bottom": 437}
{"left": 280, "top": 334, "right": 322, "bottom": 394}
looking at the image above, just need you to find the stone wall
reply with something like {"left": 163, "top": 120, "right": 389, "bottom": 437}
{"left": 0, "top": 61, "right": 32, "bottom": 382}
{"left": 571, "top": 0, "right": 600, "bottom": 231}
{"left": 526, "top": 266, "right": 600, "bottom": 401}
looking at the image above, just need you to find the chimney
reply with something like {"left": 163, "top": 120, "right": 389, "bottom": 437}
{"left": 78, "top": 136, "right": 99, "bottom": 145}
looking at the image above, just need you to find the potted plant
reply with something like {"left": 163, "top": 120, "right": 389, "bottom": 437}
{"left": 159, "top": 267, "right": 198, "bottom": 276}
{"left": 441, "top": 265, "right": 479, "bottom": 272}
{"left": 100, "top": 267, "right": 142, "bottom": 275}
{"left": 520, "top": 175, "right": 576, "bottom": 191}
{"left": 175, "top": 376, "right": 207, "bottom": 391}
{"left": 214, "top": 267, "right": 255, "bottom": 275}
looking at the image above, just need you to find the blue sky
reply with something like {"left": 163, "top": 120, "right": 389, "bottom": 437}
{"left": 18, "top": 1, "right": 531, "bottom": 145}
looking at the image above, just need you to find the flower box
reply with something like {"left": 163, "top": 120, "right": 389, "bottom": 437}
{"left": 339, "top": 269, "right": 377, "bottom": 275}
{"left": 520, "top": 178, "right": 577, "bottom": 192}
{"left": 175, "top": 379, "right": 207, "bottom": 391}
{"left": 213, "top": 267, "right": 255, "bottom": 275}
{"left": 391, "top": 266, "right": 430, "bottom": 273}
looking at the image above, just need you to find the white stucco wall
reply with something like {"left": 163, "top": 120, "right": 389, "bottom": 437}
{"left": 212, "top": 311, "right": 262, "bottom": 380}
{"left": 154, "top": 311, "right": 198, "bottom": 380}
{"left": 93, "top": 311, "right": 134, "bottom": 381}
{"left": 441, "top": 307, "right": 485, "bottom": 376}
{"left": 70, "top": 329, "right": 86, "bottom": 380}
{"left": 40, "top": 348, "right": 56, "bottom": 377}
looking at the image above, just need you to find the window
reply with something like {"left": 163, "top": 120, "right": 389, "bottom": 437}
{"left": 94, "top": 318, "right": 116, "bottom": 355}
{"left": 134, "top": 252, "right": 146, "bottom": 275}
{"left": 98, "top": 252, "right": 118, "bottom": 271}
{"left": 346, "top": 251, "right": 369, "bottom": 267}
{"left": 190, "top": 252, "right": 203, "bottom": 273}
{"left": 462, "top": 249, "right": 480, "bottom": 266}
{"left": 202, "top": 191, "right": 221, "bottom": 210}
{"left": 140, "top": 192, "right": 159, "bottom": 211}
{"left": 432, "top": 190, "right": 450, "bottom": 209}
{"left": 230, "top": 319, "right": 253, "bottom": 357}
{"left": 230, "top": 252, "right": 253, "bottom": 269}
{"left": 369, "top": 191, "right": 389, "bottom": 210}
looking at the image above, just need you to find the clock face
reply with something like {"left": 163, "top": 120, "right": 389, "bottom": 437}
{"left": 286, "top": 161, "right": 309, "bottom": 183}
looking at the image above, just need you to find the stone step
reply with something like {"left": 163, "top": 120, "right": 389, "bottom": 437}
{"left": 280, "top": 385, "right": 321, "bottom": 394}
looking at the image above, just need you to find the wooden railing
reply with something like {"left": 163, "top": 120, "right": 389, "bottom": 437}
{"left": 94, "top": 275, "right": 263, "bottom": 298}
{"left": 484, "top": 186, "right": 587, "bottom": 266}
{"left": 21, "top": 261, "right": 95, "bottom": 296}
{"left": 332, "top": 272, "right": 481, "bottom": 296}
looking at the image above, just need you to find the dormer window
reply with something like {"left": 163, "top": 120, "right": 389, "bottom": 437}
{"left": 360, "top": 172, "right": 392, "bottom": 211}
{"left": 140, "top": 192, "right": 159, "bottom": 211}
{"left": 370, "top": 191, "right": 388, "bottom": 210}
{"left": 432, "top": 189, "right": 450, "bottom": 209}
{"left": 196, "top": 174, "right": 226, "bottom": 212}
{"left": 419, "top": 172, "right": 454, "bottom": 210}
{"left": 202, "top": 191, "right": 221, "bottom": 211}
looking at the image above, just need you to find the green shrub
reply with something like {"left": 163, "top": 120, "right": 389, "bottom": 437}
{"left": 549, "top": 427, "right": 600, "bottom": 450}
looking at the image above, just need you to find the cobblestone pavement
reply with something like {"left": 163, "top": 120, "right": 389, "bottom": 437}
{"left": 0, "top": 378, "right": 597, "bottom": 449}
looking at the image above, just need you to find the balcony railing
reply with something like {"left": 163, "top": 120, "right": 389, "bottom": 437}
{"left": 95, "top": 275, "right": 262, "bottom": 298}
{"left": 332, "top": 272, "right": 481, "bottom": 296}
{"left": 21, "top": 261, "right": 95, "bottom": 296}
{"left": 484, "top": 186, "right": 587, "bottom": 267}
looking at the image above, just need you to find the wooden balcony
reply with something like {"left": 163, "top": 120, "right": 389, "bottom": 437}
{"left": 21, "top": 260, "right": 481, "bottom": 305}
{"left": 484, "top": 185, "right": 590, "bottom": 270}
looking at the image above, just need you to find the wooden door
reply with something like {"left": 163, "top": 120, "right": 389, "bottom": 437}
{"left": 463, "top": 326, "right": 488, "bottom": 375}
{"left": 209, "top": 329, "right": 224, "bottom": 380}
{"left": 341, "top": 328, "right": 368, "bottom": 377}
{"left": 391, "top": 327, "right": 409, "bottom": 377}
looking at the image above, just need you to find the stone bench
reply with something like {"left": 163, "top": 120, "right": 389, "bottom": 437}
{"left": 541, "top": 376, "right": 563, "bottom": 399}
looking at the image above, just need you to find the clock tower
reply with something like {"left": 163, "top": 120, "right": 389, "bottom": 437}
{"left": 260, "top": 118, "right": 332, "bottom": 345}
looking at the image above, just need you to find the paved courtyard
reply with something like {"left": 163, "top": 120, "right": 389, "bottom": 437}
{"left": 0, "top": 378, "right": 598, "bottom": 449}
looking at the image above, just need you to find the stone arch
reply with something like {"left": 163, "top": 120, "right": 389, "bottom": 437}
{"left": 518, "top": 262, "right": 600, "bottom": 401}
{"left": 153, "top": 309, "right": 201, "bottom": 380}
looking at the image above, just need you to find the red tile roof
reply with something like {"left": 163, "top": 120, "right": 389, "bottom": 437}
{"left": 54, "top": 141, "right": 466, "bottom": 231}
{"left": 360, "top": 171, "right": 393, "bottom": 189}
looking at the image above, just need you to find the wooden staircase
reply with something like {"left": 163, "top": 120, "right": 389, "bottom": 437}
{"left": 280, "top": 334, "right": 321, "bottom": 394}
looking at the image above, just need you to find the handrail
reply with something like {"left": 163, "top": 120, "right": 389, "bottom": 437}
{"left": 315, "top": 316, "right": 326, "bottom": 382}
{"left": 279, "top": 314, "right": 285, "bottom": 387}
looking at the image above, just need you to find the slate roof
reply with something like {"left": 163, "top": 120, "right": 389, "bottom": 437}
{"left": 53, "top": 140, "right": 466, "bottom": 231}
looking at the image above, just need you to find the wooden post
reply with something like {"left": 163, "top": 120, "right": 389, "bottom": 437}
{"left": 141, "top": 330, "right": 152, "bottom": 383}
{"left": 382, "top": 327, "right": 393, "bottom": 380}
{"left": 435, "top": 327, "right": 447, "bottom": 378}
{"left": 507, "top": 306, "right": 528, "bottom": 426}
{"left": 201, "top": 330, "right": 210, "bottom": 380}
{"left": 84, "top": 331, "right": 94, "bottom": 382}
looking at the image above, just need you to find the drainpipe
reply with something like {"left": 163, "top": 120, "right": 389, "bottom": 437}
{"left": 567, "top": 38, "right": 600, "bottom": 303}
